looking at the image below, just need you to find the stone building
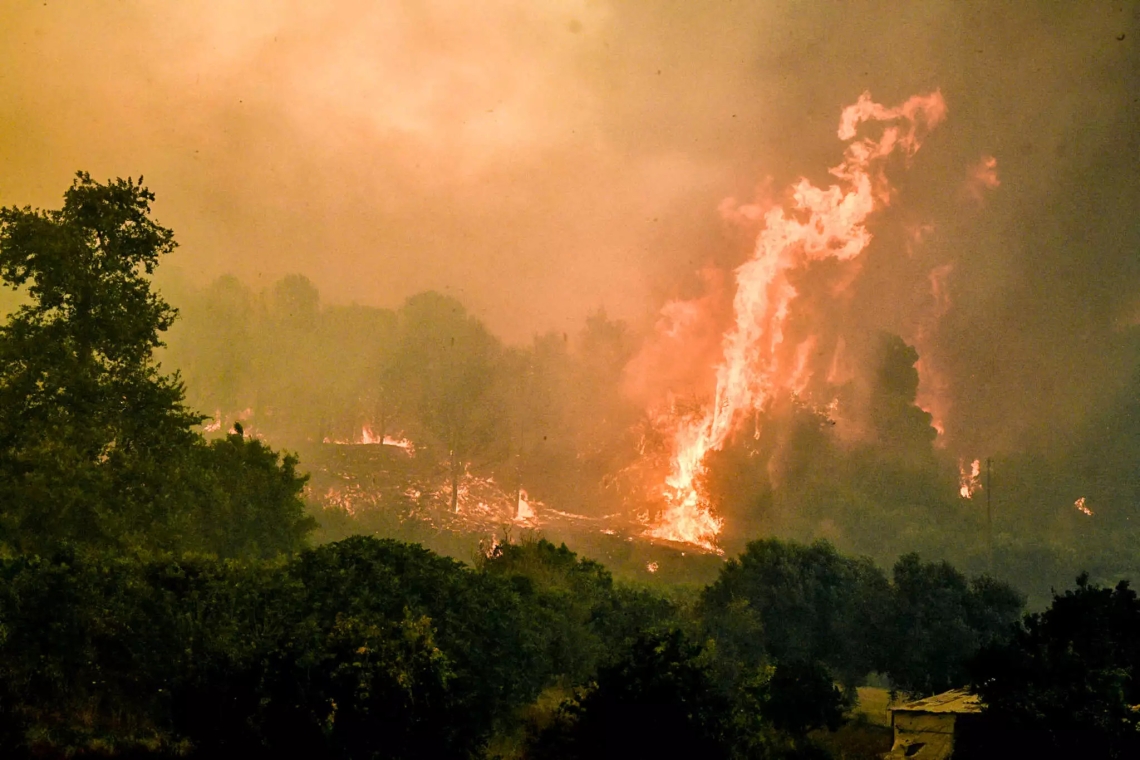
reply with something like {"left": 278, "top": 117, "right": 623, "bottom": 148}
{"left": 887, "top": 688, "right": 982, "bottom": 759}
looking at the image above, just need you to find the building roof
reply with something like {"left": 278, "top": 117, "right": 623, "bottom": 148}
{"left": 890, "top": 688, "right": 982, "bottom": 715}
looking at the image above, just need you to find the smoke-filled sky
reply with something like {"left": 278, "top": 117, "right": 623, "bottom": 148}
{"left": 1, "top": 0, "right": 1137, "bottom": 452}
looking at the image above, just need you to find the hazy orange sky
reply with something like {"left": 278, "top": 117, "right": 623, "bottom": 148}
{"left": 2, "top": 1, "right": 1137, "bottom": 448}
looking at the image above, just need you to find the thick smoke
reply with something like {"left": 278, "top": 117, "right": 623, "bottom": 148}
{"left": 2, "top": 1, "right": 1135, "bottom": 453}
{"left": 2, "top": 2, "right": 1138, "bottom": 596}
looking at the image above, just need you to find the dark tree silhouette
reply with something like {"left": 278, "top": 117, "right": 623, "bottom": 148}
{"left": 964, "top": 573, "right": 1140, "bottom": 759}
{"left": 0, "top": 173, "right": 312, "bottom": 557}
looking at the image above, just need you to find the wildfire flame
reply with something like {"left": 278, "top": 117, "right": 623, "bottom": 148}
{"left": 646, "top": 91, "right": 947, "bottom": 550}
{"left": 516, "top": 488, "right": 539, "bottom": 524}
{"left": 202, "top": 408, "right": 254, "bottom": 435}
{"left": 1074, "top": 496, "right": 1093, "bottom": 516}
{"left": 381, "top": 434, "right": 416, "bottom": 454}
{"left": 203, "top": 410, "right": 223, "bottom": 433}
{"left": 958, "top": 458, "right": 982, "bottom": 499}
{"left": 324, "top": 425, "right": 416, "bottom": 454}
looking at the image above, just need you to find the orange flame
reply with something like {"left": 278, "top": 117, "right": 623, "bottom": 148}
{"left": 324, "top": 425, "right": 416, "bottom": 454}
{"left": 958, "top": 458, "right": 982, "bottom": 499}
{"left": 202, "top": 410, "right": 223, "bottom": 433}
{"left": 202, "top": 408, "right": 254, "bottom": 435}
{"left": 1074, "top": 497, "right": 1093, "bottom": 516}
{"left": 646, "top": 91, "right": 947, "bottom": 550}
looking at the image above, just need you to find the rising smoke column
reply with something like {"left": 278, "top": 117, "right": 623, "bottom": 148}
{"left": 647, "top": 91, "right": 948, "bottom": 550}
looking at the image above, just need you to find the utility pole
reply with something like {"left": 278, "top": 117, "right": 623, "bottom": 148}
{"left": 986, "top": 457, "right": 993, "bottom": 572}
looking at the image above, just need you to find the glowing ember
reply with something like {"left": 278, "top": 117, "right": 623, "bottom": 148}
{"left": 647, "top": 91, "right": 947, "bottom": 550}
{"left": 959, "top": 458, "right": 982, "bottom": 499}
{"left": 431, "top": 467, "right": 520, "bottom": 521}
{"left": 324, "top": 425, "right": 416, "bottom": 454}
{"left": 1074, "top": 497, "right": 1093, "bottom": 516}
{"left": 323, "top": 484, "right": 382, "bottom": 517}
{"left": 646, "top": 562, "right": 659, "bottom": 574}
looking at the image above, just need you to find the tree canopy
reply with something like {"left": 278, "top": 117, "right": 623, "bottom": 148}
{"left": 699, "top": 538, "right": 1023, "bottom": 699}
{"left": 965, "top": 573, "right": 1140, "bottom": 759}
{"left": 0, "top": 173, "right": 312, "bottom": 557}
{"left": 385, "top": 291, "right": 505, "bottom": 512}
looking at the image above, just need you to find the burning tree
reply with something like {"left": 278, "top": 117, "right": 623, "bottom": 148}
{"left": 647, "top": 91, "right": 948, "bottom": 551}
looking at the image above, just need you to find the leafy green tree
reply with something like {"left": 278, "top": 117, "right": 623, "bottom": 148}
{"left": 701, "top": 538, "right": 891, "bottom": 689}
{"left": 255, "top": 611, "right": 456, "bottom": 760}
{"left": 760, "top": 660, "right": 849, "bottom": 739}
{"left": 386, "top": 292, "right": 505, "bottom": 512}
{"left": 528, "top": 629, "right": 733, "bottom": 760}
{"left": 883, "top": 553, "right": 1022, "bottom": 696}
{"left": 0, "top": 174, "right": 312, "bottom": 558}
{"left": 285, "top": 536, "right": 552, "bottom": 752}
{"left": 174, "top": 430, "right": 314, "bottom": 559}
{"left": 963, "top": 574, "right": 1140, "bottom": 759}
{"left": 0, "top": 535, "right": 563, "bottom": 758}
{"left": 0, "top": 173, "right": 201, "bottom": 553}
{"left": 481, "top": 537, "right": 678, "bottom": 684}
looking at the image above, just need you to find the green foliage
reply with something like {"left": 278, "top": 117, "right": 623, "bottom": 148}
{"left": 526, "top": 629, "right": 734, "bottom": 760}
{"left": 0, "top": 173, "right": 313, "bottom": 559}
{"left": 963, "top": 573, "right": 1140, "bottom": 759}
{"left": 263, "top": 612, "right": 454, "bottom": 760}
{"left": 386, "top": 292, "right": 506, "bottom": 512}
{"left": 0, "top": 536, "right": 566, "bottom": 758}
{"left": 286, "top": 536, "right": 552, "bottom": 750}
{"left": 525, "top": 627, "right": 849, "bottom": 760}
{"left": 0, "top": 173, "right": 199, "bottom": 553}
{"left": 481, "top": 537, "right": 677, "bottom": 684}
{"left": 0, "top": 528, "right": 1031, "bottom": 759}
{"left": 174, "top": 431, "right": 315, "bottom": 559}
{"left": 699, "top": 538, "right": 1023, "bottom": 705}
{"left": 701, "top": 538, "right": 891, "bottom": 689}
{"left": 883, "top": 553, "right": 1023, "bottom": 696}
{"left": 761, "top": 661, "right": 849, "bottom": 738}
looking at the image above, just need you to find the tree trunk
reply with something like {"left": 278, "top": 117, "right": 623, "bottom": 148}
{"left": 374, "top": 400, "right": 386, "bottom": 442}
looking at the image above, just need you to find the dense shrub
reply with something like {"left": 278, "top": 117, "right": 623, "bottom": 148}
{"left": 699, "top": 539, "right": 1023, "bottom": 698}
{"left": 0, "top": 537, "right": 553, "bottom": 758}
{"left": 963, "top": 574, "right": 1140, "bottom": 759}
